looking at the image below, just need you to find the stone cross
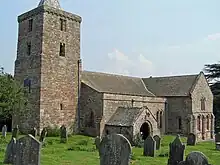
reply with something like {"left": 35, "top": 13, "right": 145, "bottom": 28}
{"left": 187, "top": 133, "right": 196, "bottom": 146}
{"left": 2, "top": 125, "right": 7, "bottom": 138}
{"left": 30, "top": 127, "right": 37, "bottom": 137}
{"left": 60, "top": 125, "right": 68, "bottom": 143}
{"left": 95, "top": 136, "right": 101, "bottom": 150}
{"left": 167, "top": 134, "right": 185, "bottom": 165}
{"left": 99, "top": 134, "right": 132, "bottom": 165}
{"left": 3, "top": 137, "right": 17, "bottom": 164}
{"left": 153, "top": 135, "right": 161, "bottom": 150}
{"left": 15, "top": 134, "right": 41, "bottom": 165}
{"left": 39, "top": 128, "right": 47, "bottom": 143}
{"left": 12, "top": 125, "right": 19, "bottom": 139}
{"left": 143, "top": 135, "right": 156, "bottom": 157}
{"left": 178, "top": 151, "right": 211, "bottom": 165}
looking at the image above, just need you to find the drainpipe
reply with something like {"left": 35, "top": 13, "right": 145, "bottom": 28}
{"left": 77, "top": 59, "right": 81, "bottom": 133}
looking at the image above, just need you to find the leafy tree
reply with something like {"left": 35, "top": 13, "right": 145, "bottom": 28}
{"left": 0, "top": 68, "right": 27, "bottom": 119}
{"left": 204, "top": 62, "right": 220, "bottom": 129}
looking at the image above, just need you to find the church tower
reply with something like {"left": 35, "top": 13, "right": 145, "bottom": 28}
{"left": 14, "top": 0, "right": 82, "bottom": 133}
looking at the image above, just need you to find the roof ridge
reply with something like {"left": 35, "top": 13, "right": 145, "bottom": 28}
{"left": 142, "top": 73, "right": 199, "bottom": 79}
{"left": 83, "top": 70, "right": 141, "bottom": 79}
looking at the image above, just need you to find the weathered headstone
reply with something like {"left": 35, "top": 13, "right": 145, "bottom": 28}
{"left": 99, "top": 134, "right": 132, "bottom": 165}
{"left": 153, "top": 135, "right": 161, "bottom": 150}
{"left": 3, "top": 137, "right": 17, "bottom": 164}
{"left": 2, "top": 125, "right": 7, "bottom": 138}
{"left": 167, "top": 134, "right": 185, "bottom": 165}
{"left": 30, "top": 127, "right": 37, "bottom": 137}
{"left": 39, "top": 127, "right": 47, "bottom": 143}
{"left": 187, "top": 133, "right": 196, "bottom": 146}
{"left": 15, "top": 134, "right": 41, "bottom": 165}
{"left": 216, "top": 142, "right": 220, "bottom": 151}
{"left": 12, "top": 125, "right": 19, "bottom": 139}
{"left": 143, "top": 135, "right": 156, "bottom": 157}
{"left": 215, "top": 132, "right": 220, "bottom": 143}
{"left": 178, "top": 151, "right": 211, "bottom": 165}
{"left": 60, "top": 125, "right": 68, "bottom": 143}
{"left": 95, "top": 136, "right": 101, "bottom": 150}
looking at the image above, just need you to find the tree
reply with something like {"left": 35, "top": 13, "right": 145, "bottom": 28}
{"left": 204, "top": 62, "right": 220, "bottom": 129}
{"left": 0, "top": 69, "right": 27, "bottom": 119}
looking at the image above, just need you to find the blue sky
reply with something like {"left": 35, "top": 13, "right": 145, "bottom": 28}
{"left": 1, "top": 0, "right": 220, "bottom": 77}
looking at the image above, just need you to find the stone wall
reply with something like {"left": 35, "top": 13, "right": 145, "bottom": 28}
{"left": 79, "top": 83, "right": 103, "bottom": 137}
{"left": 102, "top": 93, "right": 166, "bottom": 136}
{"left": 166, "top": 96, "right": 192, "bottom": 135}
{"left": 39, "top": 7, "right": 81, "bottom": 133}
{"left": 14, "top": 8, "right": 44, "bottom": 133}
{"left": 191, "top": 73, "right": 214, "bottom": 140}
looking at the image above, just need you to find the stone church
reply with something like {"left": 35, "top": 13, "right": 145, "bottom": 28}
{"left": 13, "top": 0, "right": 214, "bottom": 143}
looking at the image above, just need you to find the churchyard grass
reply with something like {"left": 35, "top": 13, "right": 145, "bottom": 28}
{"left": 0, "top": 134, "right": 219, "bottom": 165}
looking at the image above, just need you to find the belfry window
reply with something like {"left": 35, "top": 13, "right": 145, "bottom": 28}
{"left": 28, "top": 19, "right": 33, "bottom": 32}
{"left": 60, "top": 18, "right": 67, "bottom": 31}
{"left": 27, "top": 42, "right": 31, "bottom": 56}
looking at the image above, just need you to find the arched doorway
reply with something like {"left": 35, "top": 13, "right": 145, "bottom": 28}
{"left": 140, "top": 122, "right": 151, "bottom": 140}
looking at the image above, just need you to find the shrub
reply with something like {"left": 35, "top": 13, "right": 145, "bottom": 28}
{"left": 45, "top": 125, "right": 60, "bottom": 137}
{"left": 133, "top": 133, "right": 144, "bottom": 148}
{"left": 77, "top": 139, "right": 89, "bottom": 146}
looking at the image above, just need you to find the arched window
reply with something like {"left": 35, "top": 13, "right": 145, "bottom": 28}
{"left": 201, "top": 97, "right": 206, "bottom": 110}
{"left": 207, "top": 115, "right": 209, "bottom": 130}
{"left": 159, "top": 112, "right": 163, "bottom": 128}
{"left": 177, "top": 117, "right": 182, "bottom": 130}
{"left": 197, "top": 116, "right": 201, "bottom": 131}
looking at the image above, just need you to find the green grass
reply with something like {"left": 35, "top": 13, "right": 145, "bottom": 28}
{"left": 0, "top": 134, "right": 219, "bottom": 165}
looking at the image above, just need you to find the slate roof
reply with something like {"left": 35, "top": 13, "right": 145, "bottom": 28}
{"left": 82, "top": 71, "right": 155, "bottom": 96}
{"left": 142, "top": 74, "right": 199, "bottom": 97}
{"left": 38, "top": 0, "right": 61, "bottom": 9}
{"left": 106, "top": 107, "right": 144, "bottom": 126}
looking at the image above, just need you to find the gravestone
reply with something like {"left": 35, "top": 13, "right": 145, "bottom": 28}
{"left": 3, "top": 137, "right": 17, "bottom": 164}
{"left": 60, "top": 125, "right": 68, "bottom": 143}
{"left": 99, "top": 134, "right": 132, "bottom": 165}
{"left": 187, "top": 133, "right": 196, "bottom": 146}
{"left": 12, "top": 125, "right": 19, "bottom": 139}
{"left": 153, "top": 135, "right": 161, "bottom": 150}
{"left": 216, "top": 142, "right": 220, "bottom": 151}
{"left": 39, "top": 127, "right": 47, "bottom": 143}
{"left": 167, "top": 134, "right": 185, "bottom": 165}
{"left": 15, "top": 134, "right": 41, "bottom": 165}
{"left": 2, "top": 125, "right": 7, "bottom": 138}
{"left": 95, "top": 136, "right": 101, "bottom": 150}
{"left": 215, "top": 132, "right": 220, "bottom": 142}
{"left": 30, "top": 127, "right": 37, "bottom": 137}
{"left": 178, "top": 151, "right": 211, "bottom": 165}
{"left": 143, "top": 135, "right": 156, "bottom": 157}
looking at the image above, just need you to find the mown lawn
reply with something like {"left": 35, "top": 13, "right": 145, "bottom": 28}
{"left": 0, "top": 134, "right": 219, "bottom": 165}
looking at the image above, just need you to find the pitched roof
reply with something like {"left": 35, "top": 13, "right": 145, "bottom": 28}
{"left": 142, "top": 74, "right": 199, "bottom": 97}
{"left": 38, "top": 0, "right": 61, "bottom": 9}
{"left": 106, "top": 107, "right": 144, "bottom": 126}
{"left": 82, "top": 71, "right": 155, "bottom": 96}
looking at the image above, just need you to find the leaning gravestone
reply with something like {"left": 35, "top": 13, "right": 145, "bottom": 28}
{"left": 187, "top": 133, "right": 196, "bottom": 146}
{"left": 215, "top": 132, "right": 220, "bottom": 143}
{"left": 39, "top": 127, "right": 47, "bottom": 143}
{"left": 99, "top": 134, "right": 132, "bottom": 165}
{"left": 30, "top": 127, "right": 37, "bottom": 137}
{"left": 153, "top": 135, "right": 161, "bottom": 150}
{"left": 12, "top": 125, "right": 19, "bottom": 139}
{"left": 2, "top": 125, "right": 7, "bottom": 138}
{"left": 15, "top": 134, "right": 41, "bottom": 165}
{"left": 95, "top": 136, "right": 101, "bottom": 150}
{"left": 167, "top": 134, "right": 185, "bottom": 165}
{"left": 178, "top": 151, "right": 211, "bottom": 165}
{"left": 60, "top": 125, "right": 68, "bottom": 143}
{"left": 3, "top": 137, "right": 17, "bottom": 164}
{"left": 143, "top": 135, "right": 156, "bottom": 157}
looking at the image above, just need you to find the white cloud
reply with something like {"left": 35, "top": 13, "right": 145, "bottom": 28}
{"left": 206, "top": 33, "right": 220, "bottom": 41}
{"left": 103, "top": 49, "right": 154, "bottom": 77}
